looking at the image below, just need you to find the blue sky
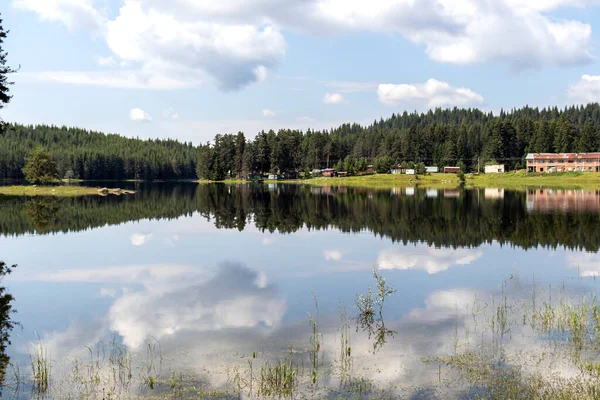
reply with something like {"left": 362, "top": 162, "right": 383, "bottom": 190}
{"left": 3, "top": 0, "right": 600, "bottom": 144}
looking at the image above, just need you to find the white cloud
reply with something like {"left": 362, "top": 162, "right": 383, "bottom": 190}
{"left": 378, "top": 79, "right": 484, "bottom": 108}
{"left": 35, "top": 264, "right": 195, "bottom": 283}
{"left": 108, "top": 264, "right": 286, "bottom": 348}
{"left": 262, "top": 109, "right": 276, "bottom": 117}
{"left": 100, "top": 287, "right": 117, "bottom": 298}
{"left": 323, "top": 92, "right": 344, "bottom": 105}
{"left": 19, "top": 69, "right": 204, "bottom": 90}
{"left": 405, "top": 289, "right": 476, "bottom": 323}
{"left": 567, "top": 74, "right": 600, "bottom": 104}
{"left": 104, "top": 1, "right": 285, "bottom": 90}
{"left": 566, "top": 252, "right": 600, "bottom": 276}
{"left": 13, "top": 0, "right": 105, "bottom": 31}
{"left": 323, "top": 250, "right": 344, "bottom": 261}
{"left": 163, "top": 107, "right": 180, "bottom": 120}
{"left": 129, "top": 108, "right": 152, "bottom": 123}
{"left": 297, "top": 116, "right": 316, "bottom": 123}
{"left": 129, "top": 232, "right": 152, "bottom": 245}
{"left": 97, "top": 56, "right": 116, "bottom": 67}
{"left": 325, "top": 81, "right": 379, "bottom": 93}
{"left": 377, "top": 246, "right": 483, "bottom": 274}
{"left": 17, "top": 0, "right": 596, "bottom": 95}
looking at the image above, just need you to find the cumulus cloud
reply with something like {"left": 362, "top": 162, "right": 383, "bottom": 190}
{"left": 567, "top": 75, "right": 600, "bottom": 104}
{"left": 262, "top": 109, "right": 276, "bottom": 117}
{"left": 17, "top": 0, "right": 596, "bottom": 92}
{"left": 108, "top": 263, "right": 286, "bottom": 348}
{"left": 405, "top": 289, "right": 476, "bottom": 323}
{"left": 377, "top": 246, "right": 483, "bottom": 274}
{"left": 323, "top": 92, "right": 344, "bottom": 104}
{"left": 129, "top": 108, "right": 152, "bottom": 122}
{"left": 130, "top": 232, "right": 152, "bottom": 245}
{"left": 378, "top": 79, "right": 484, "bottom": 108}
{"left": 13, "top": 0, "right": 105, "bottom": 31}
{"left": 104, "top": 1, "right": 285, "bottom": 90}
{"left": 323, "top": 250, "right": 344, "bottom": 261}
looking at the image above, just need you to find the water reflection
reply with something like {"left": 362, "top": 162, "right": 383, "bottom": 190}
{"left": 3, "top": 184, "right": 600, "bottom": 250}
{"left": 526, "top": 188, "right": 600, "bottom": 213}
{"left": 0, "top": 262, "right": 17, "bottom": 392}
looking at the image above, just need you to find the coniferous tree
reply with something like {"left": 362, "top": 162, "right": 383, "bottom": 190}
{"left": 0, "top": 14, "right": 16, "bottom": 122}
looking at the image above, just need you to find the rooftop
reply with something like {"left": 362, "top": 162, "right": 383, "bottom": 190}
{"left": 526, "top": 153, "right": 600, "bottom": 160}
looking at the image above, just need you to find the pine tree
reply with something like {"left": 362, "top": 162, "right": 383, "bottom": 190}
{"left": 0, "top": 13, "right": 16, "bottom": 129}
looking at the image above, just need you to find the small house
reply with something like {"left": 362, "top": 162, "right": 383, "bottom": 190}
{"left": 338, "top": 171, "right": 348, "bottom": 177}
{"left": 405, "top": 169, "right": 416, "bottom": 175}
{"left": 425, "top": 166, "right": 439, "bottom": 173}
{"left": 484, "top": 164, "right": 505, "bottom": 174}
{"left": 268, "top": 174, "right": 278, "bottom": 180}
{"left": 391, "top": 165, "right": 405, "bottom": 175}
{"left": 311, "top": 169, "right": 323, "bottom": 177}
{"left": 444, "top": 166, "right": 461, "bottom": 173}
{"left": 322, "top": 168, "right": 337, "bottom": 177}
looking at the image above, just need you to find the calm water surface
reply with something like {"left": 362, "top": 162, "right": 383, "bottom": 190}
{"left": 1, "top": 183, "right": 600, "bottom": 398}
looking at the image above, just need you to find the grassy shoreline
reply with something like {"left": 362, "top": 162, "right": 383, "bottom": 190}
{"left": 204, "top": 171, "right": 600, "bottom": 190}
{"left": 0, "top": 185, "right": 134, "bottom": 197}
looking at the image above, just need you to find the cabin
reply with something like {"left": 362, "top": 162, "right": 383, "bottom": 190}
{"left": 391, "top": 165, "right": 405, "bottom": 175}
{"left": 405, "top": 169, "right": 416, "bottom": 175}
{"left": 268, "top": 174, "right": 278, "bottom": 180}
{"left": 444, "top": 166, "right": 461, "bottom": 173}
{"left": 322, "top": 168, "right": 337, "bottom": 177}
{"left": 425, "top": 166, "right": 439, "bottom": 173}
{"left": 526, "top": 153, "right": 600, "bottom": 173}
{"left": 338, "top": 171, "right": 348, "bottom": 177}
{"left": 484, "top": 164, "right": 505, "bottom": 174}
{"left": 311, "top": 169, "right": 323, "bottom": 177}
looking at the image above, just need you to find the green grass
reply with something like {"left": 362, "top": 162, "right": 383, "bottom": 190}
{"left": 467, "top": 170, "right": 600, "bottom": 189}
{"left": 202, "top": 170, "right": 600, "bottom": 190}
{"left": 278, "top": 173, "right": 458, "bottom": 189}
{"left": 0, "top": 185, "right": 135, "bottom": 197}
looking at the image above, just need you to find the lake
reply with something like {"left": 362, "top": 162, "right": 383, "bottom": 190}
{"left": 1, "top": 183, "right": 600, "bottom": 399}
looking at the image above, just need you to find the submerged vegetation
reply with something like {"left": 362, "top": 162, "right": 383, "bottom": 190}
{"left": 8, "top": 270, "right": 600, "bottom": 399}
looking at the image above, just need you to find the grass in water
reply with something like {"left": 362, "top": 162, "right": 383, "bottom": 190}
{"left": 28, "top": 337, "right": 50, "bottom": 394}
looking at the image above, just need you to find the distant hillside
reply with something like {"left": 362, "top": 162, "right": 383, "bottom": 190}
{"left": 2, "top": 104, "right": 600, "bottom": 182}
{"left": 197, "top": 103, "right": 600, "bottom": 180}
{"left": 0, "top": 124, "right": 197, "bottom": 181}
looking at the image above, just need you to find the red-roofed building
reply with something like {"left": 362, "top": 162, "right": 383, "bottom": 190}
{"left": 526, "top": 153, "right": 600, "bottom": 173}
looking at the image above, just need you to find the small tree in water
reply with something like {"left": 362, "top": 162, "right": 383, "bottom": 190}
{"left": 22, "top": 147, "right": 59, "bottom": 184}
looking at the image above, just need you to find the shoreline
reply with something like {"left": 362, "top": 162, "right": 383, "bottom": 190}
{"left": 203, "top": 171, "right": 600, "bottom": 190}
{"left": 0, "top": 185, "right": 135, "bottom": 197}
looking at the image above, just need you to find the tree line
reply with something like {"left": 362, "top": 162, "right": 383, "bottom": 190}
{"left": 197, "top": 104, "right": 600, "bottom": 180}
{"left": 2, "top": 105, "right": 600, "bottom": 182}
{"left": 0, "top": 124, "right": 197, "bottom": 181}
